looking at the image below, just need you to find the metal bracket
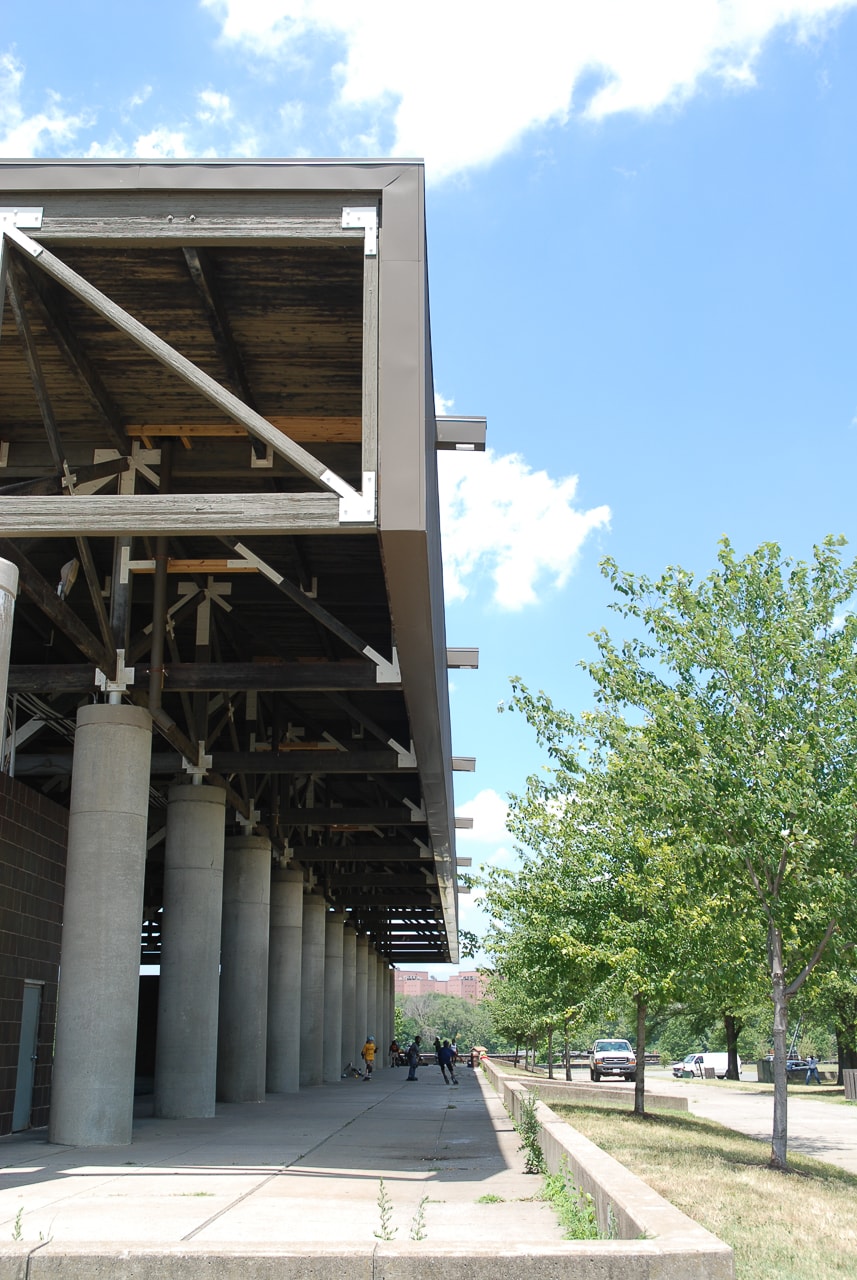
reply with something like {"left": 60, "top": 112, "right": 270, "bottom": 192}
{"left": 95, "top": 649, "right": 135, "bottom": 694}
{"left": 0, "top": 207, "right": 43, "bottom": 230}
{"left": 0, "top": 443, "right": 9, "bottom": 469}
{"left": 390, "top": 737, "right": 417, "bottom": 769}
{"left": 182, "top": 741, "right": 212, "bottom": 784}
{"left": 320, "top": 469, "right": 376, "bottom": 524}
{"left": 341, "top": 206, "right": 378, "bottom": 257}
{"left": 250, "top": 442, "right": 274, "bottom": 469}
{"left": 363, "top": 643, "right": 400, "bottom": 684}
{"left": 404, "top": 798, "right": 427, "bottom": 822}
{"left": 236, "top": 805, "right": 261, "bottom": 832}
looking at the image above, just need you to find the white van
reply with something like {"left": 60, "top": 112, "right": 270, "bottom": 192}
{"left": 672, "top": 1052, "right": 740, "bottom": 1080}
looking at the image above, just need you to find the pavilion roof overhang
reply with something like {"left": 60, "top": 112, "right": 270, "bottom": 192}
{"left": 0, "top": 159, "right": 472, "bottom": 963}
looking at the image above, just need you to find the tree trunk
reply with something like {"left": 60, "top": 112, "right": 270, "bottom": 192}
{"left": 564, "top": 1017, "right": 571, "bottom": 1081}
{"left": 769, "top": 924, "right": 789, "bottom": 1170}
{"left": 724, "top": 1013, "right": 743, "bottom": 1080}
{"left": 634, "top": 993, "right": 646, "bottom": 1117}
{"left": 547, "top": 1027, "right": 554, "bottom": 1079}
{"left": 835, "top": 1030, "right": 857, "bottom": 1085}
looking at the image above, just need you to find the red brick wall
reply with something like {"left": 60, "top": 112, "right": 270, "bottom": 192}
{"left": 0, "top": 774, "right": 67, "bottom": 1135}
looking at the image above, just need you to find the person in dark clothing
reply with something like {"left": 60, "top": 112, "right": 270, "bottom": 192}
{"left": 406, "top": 1036, "right": 422, "bottom": 1081}
{"left": 438, "top": 1039, "right": 458, "bottom": 1085}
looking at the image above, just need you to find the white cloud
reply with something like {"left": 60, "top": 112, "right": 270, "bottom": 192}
{"left": 438, "top": 448, "right": 610, "bottom": 610}
{"left": 126, "top": 86, "right": 153, "bottom": 111}
{"left": 132, "top": 127, "right": 193, "bottom": 159}
{"left": 455, "top": 789, "right": 510, "bottom": 844}
{"left": 202, "top": 0, "right": 855, "bottom": 180}
{"left": 0, "top": 51, "right": 90, "bottom": 157}
{"left": 197, "top": 89, "right": 234, "bottom": 123}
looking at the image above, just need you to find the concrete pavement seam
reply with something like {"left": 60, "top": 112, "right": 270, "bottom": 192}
{"left": 182, "top": 1080, "right": 407, "bottom": 1241}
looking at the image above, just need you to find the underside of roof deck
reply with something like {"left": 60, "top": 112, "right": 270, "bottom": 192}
{"left": 0, "top": 160, "right": 461, "bottom": 964}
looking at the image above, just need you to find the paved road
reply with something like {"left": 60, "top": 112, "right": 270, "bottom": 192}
{"left": 678, "top": 1080, "right": 857, "bottom": 1173}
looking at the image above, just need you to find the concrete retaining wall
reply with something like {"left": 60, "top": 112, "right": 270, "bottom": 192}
{"left": 482, "top": 1058, "right": 733, "bottom": 1280}
{"left": 518, "top": 1075, "right": 689, "bottom": 1112}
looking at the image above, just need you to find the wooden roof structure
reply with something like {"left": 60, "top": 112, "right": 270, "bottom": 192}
{"left": 0, "top": 160, "right": 478, "bottom": 964}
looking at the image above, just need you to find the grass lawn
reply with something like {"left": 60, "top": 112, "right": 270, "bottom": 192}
{"left": 551, "top": 1099, "right": 857, "bottom": 1280}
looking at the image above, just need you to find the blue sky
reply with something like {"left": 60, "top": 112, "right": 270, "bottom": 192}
{"left": 4, "top": 1, "right": 857, "bottom": 968}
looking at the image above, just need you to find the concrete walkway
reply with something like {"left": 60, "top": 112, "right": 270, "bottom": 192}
{"left": 678, "top": 1079, "right": 857, "bottom": 1174}
{"left": 0, "top": 1066, "right": 562, "bottom": 1251}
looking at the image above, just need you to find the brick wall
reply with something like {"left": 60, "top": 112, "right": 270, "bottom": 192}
{"left": 0, "top": 773, "right": 68, "bottom": 1135}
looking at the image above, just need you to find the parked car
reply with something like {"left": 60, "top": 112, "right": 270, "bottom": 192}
{"left": 672, "top": 1052, "right": 740, "bottom": 1080}
{"left": 589, "top": 1038, "right": 637, "bottom": 1082}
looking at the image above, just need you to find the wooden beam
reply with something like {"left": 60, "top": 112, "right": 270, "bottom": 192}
{"left": 5, "top": 230, "right": 355, "bottom": 498}
{"left": 125, "top": 417, "right": 362, "bottom": 443}
{"left": 207, "top": 749, "right": 415, "bottom": 775}
{"left": 151, "top": 660, "right": 386, "bottom": 692}
{"left": 0, "top": 492, "right": 344, "bottom": 537}
{"left": 182, "top": 246, "right": 256, "bottom": 408}
{"left": 280, "top": 807, "right": 420, "bottom": 826}
{"left": 0, "top": 456, "right": 130, "bottom": 497}
{"left": 222, "top": 538, "right": 387, "bottom": 665}
{"left": 323, "top": 873, "right": 430, "bottom": 888}
{"left": 288, "top": 846, "right": 426, "bottom": 861}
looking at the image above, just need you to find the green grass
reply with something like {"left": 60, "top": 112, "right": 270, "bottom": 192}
{"left": 551, "top": 1100, "right": 857, "bottom": 1280}
{"left": 476, "top": 1193, "right": 505, "bottom": 1204}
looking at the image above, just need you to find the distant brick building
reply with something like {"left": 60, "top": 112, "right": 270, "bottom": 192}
{"left": 395, "top": 969, "right": 488, "bottom": 1004}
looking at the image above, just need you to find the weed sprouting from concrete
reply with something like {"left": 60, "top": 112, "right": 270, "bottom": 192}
{"left": 476, "top": 1193, "right": 505, "bottom": 1203}
{"left": 540, "top": 1164, "right": 599, "bottom": 1240}
{"left": 12, "top": 1207, "right": 23, "bottom": 1242}
{"left": 409, "top": 1195, "right": 429, "bottom": 1240}
{"left": 374, "top": 1178, "right": 397, "bottom": 1240}
{"left": 515, "top": 1091, "right": 546, "bottom": 1174}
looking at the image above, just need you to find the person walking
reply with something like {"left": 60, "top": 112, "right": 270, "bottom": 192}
{"left": 406, "top": 1036, "right": 422, "bottom": 1081}
{"left": 388, "top": 1038, "right": 401, "bottom": 1067}
{"left": 438, "top": 1039, "right": 458, "bottom": 1085}
{"left": 805, "top": 1055, "right": 821, "bottom": 1084}
{"left": 361, "top": 1036, "right": 376, "bottom": 1080}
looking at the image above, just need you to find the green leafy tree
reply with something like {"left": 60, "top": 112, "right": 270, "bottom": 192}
{"left": 577, "top": 536, "right": 857, "bottom": 1168}
{"left": 496, "top": 730, "right": 703, "bottom": 1115}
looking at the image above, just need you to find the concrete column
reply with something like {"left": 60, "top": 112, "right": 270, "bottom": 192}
{"left": 341, "top": 926, "right": 357, "bottom": 1074}
{"left": 366, "top": 949, "right": 378, "bottom": 1047}
{"left": 322, "top": 911, "right": 345, "bottom": 1083}
{"left": 50, "top": 704, "right": 152, "bottom": 1146}
{"left": 155, "top": 784, "right": 226, "bottom": 1118}
{"left": 299, "top": 893, "right": 326, "bottom": 1086}
{"left": 267, "top": 868, "right": 304, "bottom": 1093}
{"left": 217, "top": 835, "right": 271, "bottom": 1102}
{"left": 0, "top": 559, "right": 18, "bottom": 764}
{"left": 385, "top": 965, "right": 393, "bottom": 1067}
{"left": 374, "top": 957, "right": 386, "bottom": 1071}
{"left": 354, "top": 935, "right": 369, "bottom": 1065}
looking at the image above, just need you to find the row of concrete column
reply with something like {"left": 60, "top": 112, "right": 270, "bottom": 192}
{"left": 48, "top": 704, "right": 397, "bottom": 1147}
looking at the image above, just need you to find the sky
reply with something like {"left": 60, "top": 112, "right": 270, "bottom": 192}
{"left": 4, "top": 1, "right": 857, "bottom": 971}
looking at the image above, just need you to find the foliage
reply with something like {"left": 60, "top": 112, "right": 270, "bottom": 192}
{"left": 492, "top": 536, "right": 857, "bottom": 1168}
{"left": 395, "top": 992, "right": 510, "bottom": 1053}
{"left": 515, "top": 1090, "right": 546, "bottom": 1174}
{"left": 409, "top": 1195, "right": 428, "bottom": 1241}
{"left": 373, "top": 1179, "right": 396, "bottom": 1241}
{"left": 540, "top": 1164, "right": 600, "bottom": 1240}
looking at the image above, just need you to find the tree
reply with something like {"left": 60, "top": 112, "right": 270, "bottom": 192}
{"left": 496, "top": 723, "right": 704, "bottom": 1115}
{"left": 573, "top": 536, "right": 857, "bottom": 1168}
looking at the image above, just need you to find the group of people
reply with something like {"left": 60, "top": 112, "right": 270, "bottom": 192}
{"left": 360, "top": 1033, "right": 461, "bottom": 1083}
